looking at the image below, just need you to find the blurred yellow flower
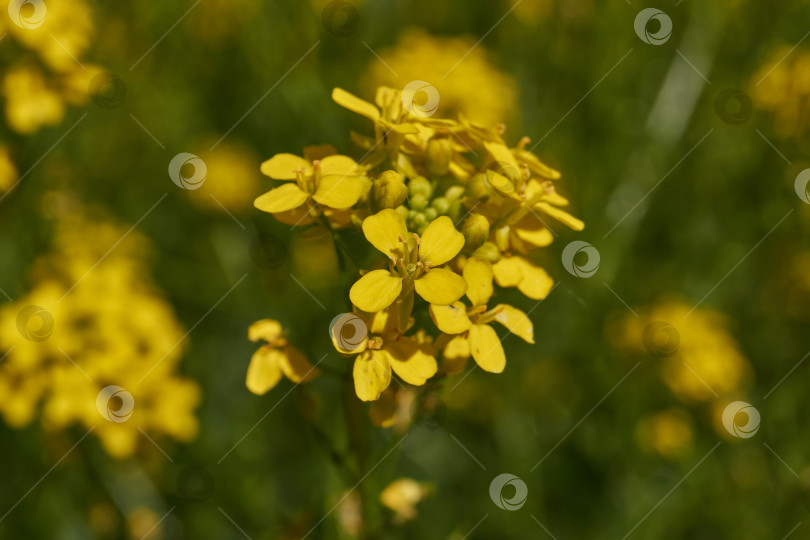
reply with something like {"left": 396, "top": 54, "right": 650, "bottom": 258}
{"left": 380, "top": 478, "right": 429, "bottom": 524}
{"left": 0, "top": 214, "right": 200, "bottom": 458}
{"left": 362, "top": 28, "right": 518, "bottom": 126}
{"left": 3, "top": 66, "right": 66, "bottom": 134}
{"left": 751, "top": 47, "right": 810, "bottom": 139}
{"left": 609, "top": 300, "right": 752, "bottom": 403}
{"left": 636, "top": 409, "right": 693, "bottom": 460}
{"left": 188, "top": 142, "right": 262, "bottom": 213}
{"left": 0, "top": 145, "right": 18, "bottom": 192}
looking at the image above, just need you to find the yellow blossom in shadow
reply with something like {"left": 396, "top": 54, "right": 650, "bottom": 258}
{"left": 188, "top": 142, "right": 262, "bottom": 213}
{"left": 361, "top": 28, "right": 518, "bottom": 126}
{"left": 380, "top": 478, "right": 430, "bottom": 524}
{"left": 636, "top": 409, "right": 693, "bottom": 460}
{"left": 246, "top": 319, "right": 319, "bottom": 395}
{"left": 3, "top": 66, "right": 66, "bottom": 134}
{"left": 0, "top": 146, "right": 18, "bottom": 192}
{"left": 751, "top": 47, "right": 810, "bottom": 139}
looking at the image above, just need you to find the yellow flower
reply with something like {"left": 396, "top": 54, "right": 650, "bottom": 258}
{"left": 254, "top": 150, "right": 368, "bottom": 225}
{"left": 430, "top": 258, "right": 533, "bottom": 373}
{"left": 491, "top": 255, "right": 555, "bottom": 301}
{"left": 349, "top": 209, "right": 467, "bottom": 313}
{"left": 3, "top": 66, "right": 65, "bottom": 134}
{"left": 380, "top": 478, "right": 429, "bottom": 524}
{"left": 0, "top": 145, "right": 18, "bottom": 193}
{"left": 245, "top": 319, "right": 319, "bottom": 395}
{"left": 330, "top": 309, "right": 437, "bottom": 402}
{"left": 636, "top": 409, "right": 693, "bottom": 460}
{"left": 361, "top": 28, "right": 518, "bottom": 126}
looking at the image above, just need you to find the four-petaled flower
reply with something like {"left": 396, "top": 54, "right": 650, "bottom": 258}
{"left": 430, "top": 258, "right": 534, "bottom": 373}
{"left": 350, "top": 209, "right": 468, "bottom": 313}
{"left": 245, "top": 319, "right": 319, "bottom": 395}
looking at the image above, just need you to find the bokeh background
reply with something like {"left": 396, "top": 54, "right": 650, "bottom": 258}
{"left": 2, "top": 0, "right": 810, "bottom": 538}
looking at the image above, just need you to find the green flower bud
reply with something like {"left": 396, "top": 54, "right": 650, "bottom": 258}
{"left": 371, "top": 170, "right": 408, "bottom": 210}
{"left": 444, "top": 186, "right": 465, "bottom": 201}
{"left": 409, "top": 176, "right": 432, "bottom": 198}
{"left": 461, "top": 213, "right": 490, "bottom": 252}
{"left": 430, "top": 196, "right": 450, "bottom": 215}
{"left": 411, "top": 212, "right": 427, "bottom": 227}
{"left": 423, "top": 207, "right": 438, "bottom": 221}
{"left": 409, "top": 193, "right": 428, "bottom": 210}
{"left": 467, "top": 173, "right": 490, "bottom": 200}
{"left": 396, "top": 205, "right": 409, "bottom": 221}
{"left": 494, "top": 226, "right": 510, "bottom": 252}
{"left": 426, "top": 137, "right": 452, "bottom": 177}
{"left": 472, "top": 241, "right": 501, "bottom": 263}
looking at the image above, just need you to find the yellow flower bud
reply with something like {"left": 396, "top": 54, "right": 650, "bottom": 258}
{"left": 460, "top": 213, "right": 490, "bottom": 252}
{"left": 471, "top": 241, "right": 501, "bottom": 263}
{"left": 426, "top": 136, "right": 452, "bottom": 176}
{"left": 467, "top": 173, "right": 490, "bottom": 200}
{"left": 372, "top": 170, "right": 408, "bottom": 210}
{"left": 408, "top": 176, "right": 432, "bottom": 198}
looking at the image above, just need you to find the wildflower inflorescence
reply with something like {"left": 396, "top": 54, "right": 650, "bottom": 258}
{"left": 248, "top": 84, "right": 583, "bottom": 403}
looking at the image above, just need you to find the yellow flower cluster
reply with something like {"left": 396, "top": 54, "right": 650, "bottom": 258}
{"left": 0, "top": 214, "right": 200, "bottom": 457}
{"left": 362, "top": 28, "right": 518, "bottom": 127}
{"left": 1, "top": 0, "right": 101, "bottom": 134}
{"left": 609, "top": 300, "right": 753, "bottom": 456}
{"left": 249, "top": 85, "right": 583, "bottom": 402}
{"left": 751, "top": 46, "right": 810, "bottom": 139}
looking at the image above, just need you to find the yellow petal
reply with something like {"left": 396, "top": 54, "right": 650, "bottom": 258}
{"left": 279, "top": 345, "right": 320, "bottom": 382}
{"left": 385, "top": 338, "right": 438, "bottom": 386}
{"left": 246, "top": 346, "right": 283, "bottom": 395}
{"left": 414, "top": 268, "right": 467, "bottom": 305}
{"left": 515, "top": 258, "right": 554, "bottom": 300}
{"left": 512, "top": 215, "right": 554, "bottom": 250}
{"left": 319, "top": 155, "right": 362, "bottom": 176}
{"left": 362, "top": 209, "right": 409, "bottom": 258}
{"left": 350, "top": 270, "right": 403, "bottom": 312}
{"left": 353, "top": 350, "right": 391, "bottom": 401}
{"left": 368, "top": 307, "right": 400, "bottom": 336}
{"left": 533, "top": 202, "right": 585, "bottom": 231}
{"left": 247, "top": 319, "right": 283, "bottom": 344}
{"left": 260, "top": 153, "right": 311, "bottom": 180}
{"left": 333, "top": 87, "right": 381, "bottom": 122}
{"left": 492, "top": 256, "right": 524, "bottom": 288}
{"left": 254, "top": 183, "right": 309, "bottom": 213}
{"left": 493, "top": 305, "right": 534, "bottom": 344}
{"left": 269, "top": 206, "right": 316, "bottom": 226}
{"left": 429, "top": 302, "right": 472, "bottom": 334}
{"left": 442, "top": 335, "right": 470, "bottom": 374}
{"left": 463, "top": 258, "right": 494, "bottom": 307}
{"left": 419, "top": 216, "right": 464, "bottom": 266}
{"left": 468, "top": 324, "right": 506, "bottom": 373}
{"left": 313, "top": 175, "right": 365, "bottom": 209}
{"left": 484, "top": 141, "right": 521, "bottom": 182}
